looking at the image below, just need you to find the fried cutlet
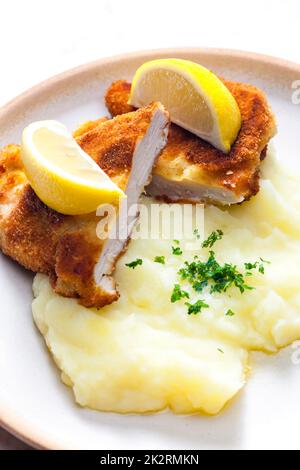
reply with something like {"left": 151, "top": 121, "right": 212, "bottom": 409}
{"left": 105, "top": 80, "right": 277, "bottom": 204}
{"left": 0, "top": 103, "right": 169, "bottom": 308}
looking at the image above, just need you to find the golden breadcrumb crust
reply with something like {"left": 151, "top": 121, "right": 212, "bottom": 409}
{"left": 105, "top": 79, "right": 276, "bottom": 201}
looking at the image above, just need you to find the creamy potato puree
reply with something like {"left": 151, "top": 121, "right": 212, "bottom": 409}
{"left": 32, "top": 152, "right": 300, "bottom": 415}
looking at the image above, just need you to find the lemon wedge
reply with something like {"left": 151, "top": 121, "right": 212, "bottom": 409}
{"left": 129, "top": 59, "right": 241, "bottom": 153}
{"left": 21, "top": 120, "right": 125, "bottom": 215}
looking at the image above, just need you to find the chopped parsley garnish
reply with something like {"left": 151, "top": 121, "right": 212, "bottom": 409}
{"left": 172, "top": 246, "right": 183, "bottom": 255}
{"left": 192, "top": 280, "right": 209, "bottom": 292}
{"left": 124, "top": 230, "right": 270, "bottom": 318}
{"left": 244, "top": 258, "right": 270, "bottom": 275}
{"left": 226, "top": 309, "right": 235, "bottom": 317}
{"left": 185, "top": 299, "right": 209, "bottom": 315}
{"left": 218, "top": 348, "right": 224, "bottom": 354}
{"left": 258, "top": 262, "right": 265, "bottom": 274}
{"left": 172, "top": 230, "right": 270, "bottom": 315}
{"left": 193, "top": 229, "right": 201, "bottom": 240}
{"left": 244, "top": 262, "right": 258, "bottom": 270}
{"left": 171, "top": 284, "right": 190, "bottom": 303}
{"left": 125, "top": 258, "right": 143, "bottom": 269}
{"left": 258, "top": 258, "right": 271, "bottom": 273}
{"left": 178, "top": 250, "right": 253, "bottom": 295}
{"left": 202, "top": 229, "right": 224, "bottom": 248}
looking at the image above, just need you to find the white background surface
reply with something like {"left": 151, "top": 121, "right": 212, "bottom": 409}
{"left": 1, "top": 0, "right": 299, "bottom": 451}
{"left": 1, "top": 0, "right": 300, "bottom": 108}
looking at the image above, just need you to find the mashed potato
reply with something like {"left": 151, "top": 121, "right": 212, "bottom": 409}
{"left": 32, "top": 152, "right": 300, "bottom": 415}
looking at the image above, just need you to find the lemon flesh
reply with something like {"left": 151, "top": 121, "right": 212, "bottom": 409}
{"left": 21, "top": 120, "right": 124, "bottom": 215}
{"left": 129, "top": 59, "right": 241, "bottom": 153}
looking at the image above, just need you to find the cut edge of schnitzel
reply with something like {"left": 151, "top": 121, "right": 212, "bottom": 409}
{"left": 76, "top": 101, "right": 170, "bottom": 305}
{"left": 105, "top": 79, "right": 277, "bottom": 205}
{"left": 0, "top": 103, "right": 170, "bottom": 308}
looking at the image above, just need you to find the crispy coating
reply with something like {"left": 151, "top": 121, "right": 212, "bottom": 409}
{"left": 72, "top": 117, "right": 108, "bottom": 138}
{"left": 105, "top": 79, "right": 277, "bottom": 201}
{"left": 105, "top": 80, "right": 134, "bottom": 117}
{"left": 0, "top": 144, "right": 27, "bottom": 209}
{"left": 0, "top": 103, "right": 168, "bottom": 307}
{"left": 76, "top": 103, "right": 164, "bottom": 191}
{"left": 0, "top": 146, "right": 105, "bottom": 306}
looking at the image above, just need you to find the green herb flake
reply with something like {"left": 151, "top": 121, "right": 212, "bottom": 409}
{"left": 171, "top": 284, "right": 190, "bottom": 303}
{"left": 170, "top": 230, "right": 269, "bottom": 317}
{"left": 185, "top": 299, "right": 209, "bottom": 315}
{"left": 244, "top": 262, "right": 258, "bottom": 270}
{"left": 154, "top": 256, "right": 166, "bottom": 265}
{"left": 258, "top": 264, "right": 265, "bottom": 274}
{"left": 125, "top": 258, "right": 143, "bottom": 269}
{"left": 202, "top": 229, "right": 224, "bottom": 248}
{"left": 192, "top": 280, "right": 208, "bottom": 292}
{"left": 244, "top": 258, "right": 270, "bottom": 275}
{"left": 178, "top": 250, "right": 253, "bottom": 296}
{"left": 218, "top": 348, "right": 224, "bottom": 354}
{"left": 172, "top": 246, "right": 183, "bottom": 256}
{"left": 193, "top": 229, "right": 201, "bottom": 240}
{"left": 226, "top": 309, "right": 235, "bottom": 317}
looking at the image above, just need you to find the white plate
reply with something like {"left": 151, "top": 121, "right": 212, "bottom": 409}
{"left": 1, "top": 48, "right": 300, "bottom": 450}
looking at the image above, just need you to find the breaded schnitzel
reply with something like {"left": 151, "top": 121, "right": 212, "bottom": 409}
{"left": 0, "top": 103, "right": 169, "bottom": 307}
{"left": 105, "top": 80, "right": 276, "bottom": 204}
